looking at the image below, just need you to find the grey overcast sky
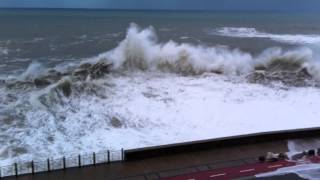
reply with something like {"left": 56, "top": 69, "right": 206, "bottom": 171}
{"left": 0, "top": 0, "right": 320, "bottom": 11}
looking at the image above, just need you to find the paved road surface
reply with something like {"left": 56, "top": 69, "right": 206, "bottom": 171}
{"left": 3, "top": 140, "right": 290, "bottom": 180}
{"left": 164, "top": 160, "right": 295, "bottom": 180}
{"left": 165, "top": 156, "right": 320, "bottom": 180}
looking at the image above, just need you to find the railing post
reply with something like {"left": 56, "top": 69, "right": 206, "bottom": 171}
{"left": 31, "top": 161, "right": 35, "bottom": 175}
{"left": 107, "top": 150, "right": 110, "bottom": 164}
{"left": 47, "top": 159, "right": 51, "bottom": 172}
{"left": 63, "top": 157, "right": 66, "bottom": 170}
{"left": 121, "top": 148, "right": 124, "bottom": 161}
{"left": 14, "top": 163, "right": 18, "bottom": 177}
{"left": 78, "top": 154, "right": 81, "bottom": 167}
{"left": 93, "top": 152, "right": 96, "bottom": 166}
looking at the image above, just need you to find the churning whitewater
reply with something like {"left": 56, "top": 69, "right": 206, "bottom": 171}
{"left": 1, "top": 23, "right": 320, "bottom": 166}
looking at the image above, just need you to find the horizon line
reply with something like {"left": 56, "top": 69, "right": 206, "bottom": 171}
{"left": 0, "top": 7, "right": 318, "bottom": 13}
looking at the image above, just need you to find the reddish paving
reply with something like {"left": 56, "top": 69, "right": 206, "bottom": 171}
{"left": 164, "top": 156, "right": 320, "bottom": 180}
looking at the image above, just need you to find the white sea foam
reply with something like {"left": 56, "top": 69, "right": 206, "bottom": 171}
{"left": 3, "top": 72, "right": 320, "bottom": 165}
{"left": 3, "top": 24, "right": 320, "bottom": 166}
{"left": 87, "top": 24, "right": 320, "bottom": 81}
{"left": 0, "top": 47, "right": 9, "bottom": 55}
{"left": 18, "top": 62, "right": 46, "bottom": 80}
{"left": 87, "top": 24, "right": 320, "bottom": 79}
{"left": 257, "top": 163, "right": 320, "bottom": 180}
{"left": 211, "top": 27, "right": 320, "bottom": 44}
{"left": 92, "top": 23, "right": 254, "bottom": 75}
{"left": 288, "top": 138, "right": 320, "bottom": 157}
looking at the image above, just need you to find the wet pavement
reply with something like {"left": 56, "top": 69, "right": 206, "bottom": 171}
{"left": 4, "top": 140, "right": 289, "bottom": 180}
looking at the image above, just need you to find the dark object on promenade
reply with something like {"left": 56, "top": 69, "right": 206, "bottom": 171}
{"left": 259, "top": 156, "right": 266, "bottom": 162}
{"left": 292, "top": 151, "right": 306, "bottom": 161}
{"left": 278, "top": 152, "right": 288, "bottom": 160}
{"left": 308, "top": 149, "right": 315, "bottom": 156}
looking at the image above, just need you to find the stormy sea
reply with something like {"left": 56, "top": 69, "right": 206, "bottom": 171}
{"left": 1, "top": 9, "right": 320, "bottom": 175}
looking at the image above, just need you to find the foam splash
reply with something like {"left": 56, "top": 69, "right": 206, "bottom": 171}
{"left": 3, "top": 24, "right": 320, "bottom": 166}
{"left": 18, "top": 62, "right": 47, "bottom": 80}
{"left": 257, "top": 163, "right": 320, "bottom": 179}
{"left": 94, "top": 23, "right": 254, "bottom": 75}
{"left": 4, "top": 24, "right": 320, "bottom": 84}
{"left": 211, "top": 27, "right": 320, "bottom": 44}
{"left": 3, "top": 71, "right": 320, "bottom": 166}
{"left": 0, "top": 47, "right": 9, "bottom": 55}
{"left": 89, "top": 24, "right": 320, "bottom": 83}
{"left": 256, "top": 138, "right": 320, "bottom": 179}
{"left": 288, "top": 139, "right": 320, "bottom": 154}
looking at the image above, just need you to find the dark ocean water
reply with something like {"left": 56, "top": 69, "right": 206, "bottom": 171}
{"left": 1, "top": 9, "right": 320, "bottom": 74}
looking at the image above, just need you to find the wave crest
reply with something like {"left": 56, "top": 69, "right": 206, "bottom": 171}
{"left": 210, "top": 27, "right": 320, "bottom": 44}
{"left": 95, "top": 23, "right": 254, "bottom": 75}
{"left": 4, "top": 24, "right": 320, "bottom": 88}
{"left": 90, "top": 24, "right": 320, "bottom": 85}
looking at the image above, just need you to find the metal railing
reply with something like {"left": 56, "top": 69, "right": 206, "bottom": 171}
{"left": 0, "top": 149, "right": 124, "bottom": 178}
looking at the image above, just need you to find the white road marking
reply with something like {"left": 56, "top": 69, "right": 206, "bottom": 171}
{"left": 268, "top": 164, "right": 283, "bottom": 168}
{"left": 240, "top": 168, "right": 255, "bottom": 173}
{"left": 209, "top": 173, "right": 226, "bottom": 177}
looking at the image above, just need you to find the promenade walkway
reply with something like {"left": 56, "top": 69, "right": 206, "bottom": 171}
{"left": 4, "top": 140, "right": 288, "bottom": 180}
{"left": 5, "top": 127, "right": 320, "bottom": 180}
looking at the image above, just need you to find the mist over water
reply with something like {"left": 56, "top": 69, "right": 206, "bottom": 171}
{"left": 1, "top": 10, "right": 320, "bottom": 166}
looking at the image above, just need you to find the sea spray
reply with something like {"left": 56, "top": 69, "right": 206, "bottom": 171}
{"left": 91, "top": 24, "right": 320, "bottom": 84}
{"left": 4, "top": 24, "right": 320, "bottom": 87}
{"left": 2, "top": 24, "right": 320, "bottom": 166}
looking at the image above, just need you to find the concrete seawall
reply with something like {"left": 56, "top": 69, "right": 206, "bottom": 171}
{"left": 5, "top": 127, "right": 320, "bottom": 180}
{"left": 125, "top": 127, "right": 320, "bottom": 161}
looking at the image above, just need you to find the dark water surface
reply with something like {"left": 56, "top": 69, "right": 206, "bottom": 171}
{"left": 1, "top": 9, "right": 320, "bottom": 74}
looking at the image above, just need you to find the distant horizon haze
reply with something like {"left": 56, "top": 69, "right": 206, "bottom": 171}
{"left": 0, "top": 0, "right": 320, "bottom": 12}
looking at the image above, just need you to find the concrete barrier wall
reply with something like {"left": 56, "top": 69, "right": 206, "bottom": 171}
{"left": 124, "top": 127, "right": 320, "bottom": 161}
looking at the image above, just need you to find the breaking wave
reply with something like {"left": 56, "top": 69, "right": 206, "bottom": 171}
{"left": 1, "top": 23, "right": 320, "bottom": 89}
{"left": 3, "top": 23, "right": 320, "bottom": 88}
{"left": 99, "top": 24, "right": 253, "bottom": 75}
{"left": 210, "top": 27, "right": 320, "bottom": 44}
{"left": 3, "top": 23, "right": 320, "bottom": 165}
{"left": 88, "top": 24, "right": 320, "bottom": 86}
